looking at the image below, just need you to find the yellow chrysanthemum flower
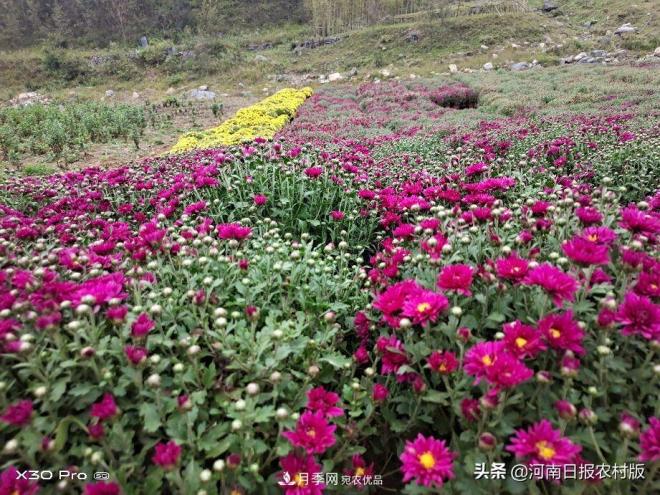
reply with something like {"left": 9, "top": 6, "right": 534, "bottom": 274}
{"left": 170, "top": 87, "right": 312, "bottom": 153}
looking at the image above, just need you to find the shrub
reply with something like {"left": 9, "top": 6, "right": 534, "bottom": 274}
{"left": 430, "top": 83, "right": 479, "bottom": 109}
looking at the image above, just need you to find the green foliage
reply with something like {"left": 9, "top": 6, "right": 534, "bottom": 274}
{"left": 0, "top": 102, "right": 147, "bottom": 163}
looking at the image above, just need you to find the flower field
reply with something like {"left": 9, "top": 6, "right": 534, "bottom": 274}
{"left": 171, "top": 88, "right": 313, "bottom": 153}
{"left": 0, "top": 72, "right": 659, "bottom": 495}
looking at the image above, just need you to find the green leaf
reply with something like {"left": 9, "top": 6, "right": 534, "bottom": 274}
{"left": 140, "top": 403, "right": 161, "bottom": 433}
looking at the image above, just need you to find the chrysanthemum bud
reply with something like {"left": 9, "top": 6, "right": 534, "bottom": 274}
{"left": 246, "top": 383, "right": 260, "bottom": 395}
{"left": 478, "top": 432, "right": 497, "bottom": 451}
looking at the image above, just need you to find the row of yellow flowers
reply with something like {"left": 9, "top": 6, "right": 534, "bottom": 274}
{"left": 170, "top": 87, "right": 313, "bottom": 153}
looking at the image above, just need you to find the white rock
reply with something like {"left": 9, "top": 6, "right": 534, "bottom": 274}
{"left": 380, "top": 69, "right": 391, "bottom": 77}
{"left": 655, "top": 46, "right": 660, "bottom": 56}
{"left": 327, "top": 72, "right": 343, "bottom": 82}
{"left": 105, "top": 90, "right": 114, "bottom": 97}
{"left": 615, "top": 23, "right": 636, "bottom": 35}
{"left": 132, "top": 92, "right": 140, "bottom": 98}
{"left": 483, "top": 62, "right": 494, "bottom": 71}
{"left": 198, "top": 85, "right": 209, "bottom": 91}
{"left": 449, "top": 64, "right": 458, "bottom": 73}
{"left": 574, "top": 52, "right": 588, "bottom": 61}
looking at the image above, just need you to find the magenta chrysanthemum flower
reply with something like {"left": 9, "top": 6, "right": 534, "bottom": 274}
{"left": 506, "top": 419, "right": 582, "bottom": 473}
{"left": 524, "top": 263, "right": 578, "bottom": 307}
{"left": 502, "top": 320, "right": 547, "bottom": 359}
{"left": 1, "top": 400, "right": 33, "bottom": 426}
{"left": 575, "top": 206, "right": 603, "bottom": 225}
{"left": 84, "top": 481, "right": 121, "bottom": 495}
{"left": 131, "top": 312, "right": 155, "bottom": 338}
{"left": 400, "top": 434, "right": 456, "bottom": 487}
{"left": 460, "top": 398, "right": 481, "bottom": 422}
{"left": 537, "top": 311, "right": 585, "bottom": 355}
{"left": 634, "top": 271, "right": 660, "bottom": 298}
{"left": 0, "top": 466, "right": 39, "bottom": 495}
{"left": 306, "top": 386, "right": 344, "bottom": 418}
{"left": 616, "top": 292, "right": 660, "bottom": 341}
{"left": 278, "top": 453, "right": 324, "bottom": 494}
{"left": 582, "top": 226, "right": 617, "bottom": 245}
{"left": 437, "top": 264, "right": 474, "bottom": 296}
{"left": 282, "top": 410, "right": 336, "bottom": 454}
{"left": 304, "top": 166, "right": 324, "bottom": 178}
{"left": 124, "top": 345, "right": 148, "bottom": 365}
{"left": 375, "top": 335, "right": 409, "bottom": 375}
{"left": 217, "top": 223, "right": 252, "bottom": 240}
{"left": 401, "top": 290, "right": 449, "bottom": 325}
{"left": 639, "top": 417, "right": 660, "bottom": 462}
{"left": 152, "top": 440, "right": 181, "bottom": 469}
{"left": 253, "top": 194, "right": 268, "bottom": 206}
{"left": 183, "top": 200, "right": 207, "bottom": 216}
{"left": 427, "top": 350, "right": 459, "bottom": 374}
{"left": 372, "top": 383, "right": 389, "bottom": 402}
{"left": 619, "top": 206, "right": 660, "bottom": 235}
{"left": 562, "top": 236, "right": 610, "bottom": 266}
{"left": 496, "top": 253, "right": 529, "bottom": 282}
{"left": 463, "top": 341, "right": 502, "bottom": 383}
{"left": 464, "top": 341, "right": 533, "bottom": 388}
{"left": 330, "top": 210, "right": 345, "bottom": 221}
{"left": 373, "top": 280, "right": 419, "bottom": 315}
{"left": 90, "top": 393, "right": 118, "bottom": 421}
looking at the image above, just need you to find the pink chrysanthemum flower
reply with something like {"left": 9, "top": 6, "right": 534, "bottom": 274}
{"left": 306, "top": 386, "right": 344, "bottom": 418}
{"left": 619, "top": 206, "right": 660, "bottom": 235}
{"left": 373, "top": 280, "right": 420, "bottom": 321}
{"left": 84, "top": 481, "right": 121, "bottom": 495}
{"left": 375, "top": 335, "right": 409, "bottom": 375}
{"left": 216, "top": 223, "right": 252, "bottom": 240}
{"left": 400, "top": 434, "right": 456, "bottom": 487}
{"left": 253, "top": 194, "right": 268, "bottom": 206}
{"left": 460, "top": 398, "right": 481, "bottom": 422}
{"left": 278, "top": 453, "right": 324, "bottom": 494}
{"left": 1, "top": 400, "right": 33, "bottom": 426}
{"left": 282, "top": 410, "right": 337, "bottom": 454}
{"left": 344, "top": 454, "right": 375, "bottom": 488}
{"left": 372, "top": 383, "right": 389, "bottom": 402}
{"left": 616, "top": 292, "right": 660, "bottom": 341}
{"left": 330, "top": 210, "right": 345, "bottom": 221}
{"left": 582, "top": 226, "right": 617, "bottom": 245}
{"left": 464, "top": 341, "right": 533, "bottom": 388}
{"left": 124, "top": 345, "right": 148, "bottom": 365}
{"left": 131, "top": 312, "right": 155, "bottom": 338}
{"left": 562, "top": 236, "right": 610, "bottom": 266}
{"left": 524, "top": 263, "right": 578, "bottom": 307}
{"left": 463, "top": 341, "right": 502, "bottom": 383}
{"left": 437, "top": 264, "right": 474, "bottom": 296}
{"left": 634, "top": 271, "right": 660, "bottom": 299}
{"left": 639, "top": 417, "right": 660, "bottom": 462}
{"left": 304, "top": 167, "right": 324, "bottom": 178}
{"left": 0, "top": 466, "right": 39, "bottom": 495}
{"left": 90, "top": 393, "right": 118, "bottom": 421}
{"left": 537, "top": 311, "right": 585, "bottom": 355}
{"left": 401, "top": 290, "right": 449, "bottom": 325}
{"left": 502, "top": 320, "right": 547, "bottom": 359}
{"left": 427, "top": 350, "right": 459, "bottom": 374}
{"left": 152, "top": 441, "right": 181, "bottom": 469}
{"left": 495, "top": 253, "right": 529, "bottom": 282}
{"left": 575, "top": 206, "right": 603, "bottom": 225}
{"left": 487, "top": 352, "right": 534, "bottom": 388}
{"left": 506, "top": 419, "right": 582, "bottom": 474}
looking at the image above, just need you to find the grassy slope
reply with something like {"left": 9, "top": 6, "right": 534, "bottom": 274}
{"left": 1, "top": 0, "right": 658, "bottom": 102}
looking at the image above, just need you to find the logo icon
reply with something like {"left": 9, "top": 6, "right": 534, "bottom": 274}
{"left": 278, "top": 472, "right": 296, "bottom": 486}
